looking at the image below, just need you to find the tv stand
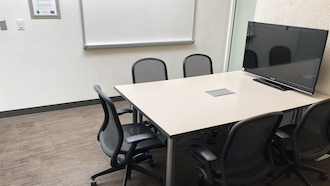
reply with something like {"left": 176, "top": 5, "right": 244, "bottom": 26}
{"left": 253, "top": 78, "right": 292, "bottom": 91}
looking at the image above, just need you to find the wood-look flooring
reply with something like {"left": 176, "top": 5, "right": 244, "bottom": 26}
{"left": 1, "top": 100, "right": 330, "bottom": 186}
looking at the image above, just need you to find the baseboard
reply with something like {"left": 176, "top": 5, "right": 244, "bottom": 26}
{"left": 0, "top": 96, "right": 125, "bottom": 118}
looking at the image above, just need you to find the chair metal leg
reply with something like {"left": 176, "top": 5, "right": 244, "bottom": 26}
{"left": 132, "top": 164, "right": 163, "bottom": 181}
{"left": 298, "top": 163, "right": 325, "bottom": 175}
{"left": 267, "top": 164, "right": 290, "bottom": 185}
{"left": 292, "top": 167, "right": 312, "bottom": 186}
{"left": 123, "top": 165, "right": 131, "bottom": 186}
{"left": 127, "top": 165, "right": 132, "bottom": 178}
{"left": 91, "top": 166, "right": 124, "bottom": 180}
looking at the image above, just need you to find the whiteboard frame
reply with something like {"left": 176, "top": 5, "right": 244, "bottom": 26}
{"left": 79, "top": 0, "right": 196, "bottom": 50}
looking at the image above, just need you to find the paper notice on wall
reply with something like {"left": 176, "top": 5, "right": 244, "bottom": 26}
{"left": 32, "top": 0, "right": 58, "bottom": 16}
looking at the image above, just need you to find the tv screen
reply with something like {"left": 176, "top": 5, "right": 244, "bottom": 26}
{"left": 242, "top": 21, "right": 328, "bottom": 95}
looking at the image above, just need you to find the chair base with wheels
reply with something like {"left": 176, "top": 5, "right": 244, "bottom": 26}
{"left": 267, "top": 129, "right": 328, "bottom": 186}
{"left": 91, "top": 157, "right": 164, "bottom": 186}
{"left": 267, "top": 99, "right": 330, "bottom": 186}
{"left": 90, "top": 133, "right": 165, "bottom": 186}
{"left": 266, "top": 161, "right": 328, "bottom": 186}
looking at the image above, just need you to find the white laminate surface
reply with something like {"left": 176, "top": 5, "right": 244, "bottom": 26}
{"left": 115, "top": 71, "right": 329, "bottom": 137}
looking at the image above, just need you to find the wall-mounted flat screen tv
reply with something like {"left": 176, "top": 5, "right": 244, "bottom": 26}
{"left": 242, "top": 21, "right": 328, "bottom": 95}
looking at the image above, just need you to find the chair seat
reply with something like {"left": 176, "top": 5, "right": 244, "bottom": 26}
{"left": 121, "top": 123, "right": 164, "bottom": 154}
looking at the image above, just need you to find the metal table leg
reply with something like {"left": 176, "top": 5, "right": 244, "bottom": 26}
{"left": 166, "top": 138, "right": 176, "bottom": 186}
{"left": 131, "top": 105, "right": 137, "bottom": 123}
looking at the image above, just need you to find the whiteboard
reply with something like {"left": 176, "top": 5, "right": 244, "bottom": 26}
{"left": 80, "top": 0, "right": 196, "bottom": 49}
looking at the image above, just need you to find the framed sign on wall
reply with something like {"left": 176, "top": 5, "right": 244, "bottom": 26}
{"left": 28, "top": 0, "right": 61, "bottom": 19}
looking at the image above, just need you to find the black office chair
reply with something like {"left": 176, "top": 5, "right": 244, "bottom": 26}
{"left": 91, "top": 85, "right": 165, "bottom": 186}
{"left": 269, "top": 46, "right": 291, "bottom": 66}
{"left": 267, "top": 99, "right": 330, "bottom": 186}
{"left": 131, "top": 58, "right": 168, "bottom": 130}
{"left": 190, "top": 112, "right": 283, "bottom": 186}
{"left": 183, "top": 54, "right": 216, "bottom": 142}
{"left": 183, "top": 54, "right": 213, "bottom": 78}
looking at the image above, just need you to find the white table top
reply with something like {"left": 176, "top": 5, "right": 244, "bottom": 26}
{"left": 115, "top": 71, "right": 329, "bottom": 137}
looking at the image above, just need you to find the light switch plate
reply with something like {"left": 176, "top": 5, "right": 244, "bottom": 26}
{"left": 16, "top": 19, "right": 24, "bottom": 30}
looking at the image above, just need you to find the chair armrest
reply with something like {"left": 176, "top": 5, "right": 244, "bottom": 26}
{"left": 190, "top": 144, "right": 217, "bottom": 162}
{"left": 126, "top": 133, "right": 156, "bottom": 144}
{"left": 116, "top": 109, "right": 133, "bottom": 116}
{"left": 275, "top": 129, "right": 290, "bottom": 139}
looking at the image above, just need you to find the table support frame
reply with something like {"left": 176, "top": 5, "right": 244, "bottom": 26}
{"left": 166, "top": 138, "right": 176, "bottom": 186}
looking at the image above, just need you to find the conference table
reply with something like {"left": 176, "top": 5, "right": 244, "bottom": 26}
{"left": 114, "top": 70, "right": 329, "bottom": 186}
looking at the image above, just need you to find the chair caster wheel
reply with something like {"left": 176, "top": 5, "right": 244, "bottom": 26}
{"left": 91, "top": 179, "right": 97, "bottom": 186}
{"left": 158, "top": 181, "right": 165, "bottom": 186}
{"left": 285, "top": 172, "right": 291, "bottom": 179}
{"left": 198, "top": 173, "right": 204, "bottom": 186}
{"left": 319, "top": 174, "right": 328, "bottom": 181}
{"left": 147, "top": 159, "right": 154, "bottom": 166}
{"left": 266, "top": 181, "right": 272, "bottom": 186}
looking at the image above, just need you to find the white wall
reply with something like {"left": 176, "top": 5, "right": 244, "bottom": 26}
{"left": 254, "top": 0, "right": 330, "bottom": 96}
{"left": 0, "top": 0, "right": 232, "bottom": 112}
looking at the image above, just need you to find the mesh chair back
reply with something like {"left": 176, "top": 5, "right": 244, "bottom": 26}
{"left": 132, "top": 58, "right": 168, "bottom": 83}
{"left": 183, "top": 54, "right": 213, "bottom": 77}
{"left": 269, "top": 46, "right": 291, "bottom": 66}
{"left": 221, "top": 112, "right": 283, "bottom": 183}
{"left": 293, "top": 99, "right": 330, "bottom": 160}
{"left": 94, "top": 85, "right": 123, "bottom": 167}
